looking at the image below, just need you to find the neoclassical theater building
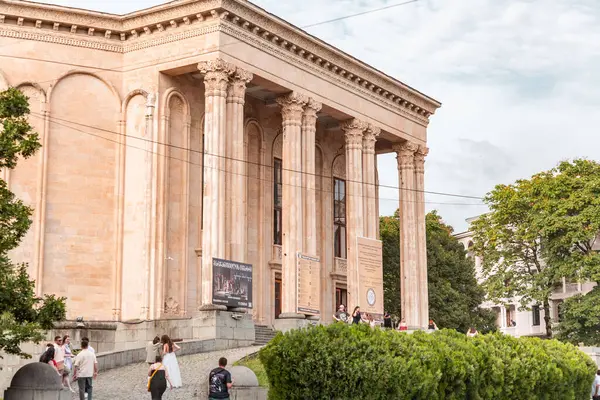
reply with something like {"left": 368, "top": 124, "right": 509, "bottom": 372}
{"left": 0, "top": 0, "right": 440, "bottom": 330}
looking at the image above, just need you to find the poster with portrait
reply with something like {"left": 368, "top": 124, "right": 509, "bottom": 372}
{"left": 357, "top": 237, "right": 383, "bottom": 319}
{"left": 212, "top": 258, "right": 253, "bottom": 308}
{"left": 297, "top": 253, "right": 321, "bottom": 315}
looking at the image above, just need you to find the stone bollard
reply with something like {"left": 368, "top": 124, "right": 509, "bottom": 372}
{"left": 3, "top": 362, "right": 70, "bottom": 400}
{"left": 229, "top": 365, "right": 267, "bottom": 400}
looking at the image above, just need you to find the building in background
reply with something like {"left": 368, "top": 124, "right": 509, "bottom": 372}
{"left": 455, "top": 217, "right": 596, "bottom": 337}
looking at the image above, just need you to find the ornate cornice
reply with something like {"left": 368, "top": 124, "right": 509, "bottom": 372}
{"left": 0, "top": 0, "right": 441, "bottom": 123}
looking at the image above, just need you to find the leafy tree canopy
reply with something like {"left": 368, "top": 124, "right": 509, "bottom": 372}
{"left": 0, "top": 88, "right": 65, "bottom": 358}
{"left": 381, "top": 210, "right": 495, "bottom": 333}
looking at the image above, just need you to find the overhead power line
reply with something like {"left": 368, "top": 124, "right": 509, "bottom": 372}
{"left": 27, "top": 111, "right": 485, "bottom": 205}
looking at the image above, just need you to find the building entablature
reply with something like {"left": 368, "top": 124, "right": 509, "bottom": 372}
{"left": 0, "top": 0, "right": 440, "bottom": 128}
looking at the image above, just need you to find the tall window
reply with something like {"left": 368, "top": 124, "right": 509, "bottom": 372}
{"left": 273, "top": 158, "right": 283, "bottom": 245}
{"left": 334, "top": 178, "right": 347, "bottom": 258}
{"left": 532, "top": 305, "right": 541, "bottom": 326}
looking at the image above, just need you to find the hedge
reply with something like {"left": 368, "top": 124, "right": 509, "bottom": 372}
{"left": 259, "top": 324, "right": 595, "bottom": 400}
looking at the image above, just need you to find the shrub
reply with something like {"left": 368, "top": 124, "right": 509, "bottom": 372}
{"left": 259, "top": 324, "right": 595, "bottom": 400}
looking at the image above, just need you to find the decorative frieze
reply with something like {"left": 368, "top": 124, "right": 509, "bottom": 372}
{"left": 0, "top": 0, "right": 439, "bottom": 120}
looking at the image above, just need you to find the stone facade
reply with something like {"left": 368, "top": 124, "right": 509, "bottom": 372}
{"left": 0, "top": 0, "right": 439, "bottom": 330}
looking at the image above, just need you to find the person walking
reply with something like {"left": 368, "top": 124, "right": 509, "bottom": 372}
{"left": 333, "top": 304, "right": 349, "bottom": 323}
{"left": 148, "top": 355, "right": 172, "bottom": 400}
{"left": 146, "top": 336, "right": 162, "bottom": 365}
{"left": 592, "top": 369, "right": 600, "bottom": 400}
{"left": 161, "top": 335, "right": 182, "bottom": 388}
{"left": 209, "top": 357, "right": 234, "bottom": 400}
{"left": 73, "top": 339, "right": 98, "bottom": 400}
{"left": 62, "top": 335, "right": 76, "bottom": 393}
{"left": 351, "top": 306, "right": 366, "bottom": 325}
{"left": 53, "top": 336, "right": 66, "bottom": 377}
{"left": 383, "top": 312, "right": 392, "bottom": 329}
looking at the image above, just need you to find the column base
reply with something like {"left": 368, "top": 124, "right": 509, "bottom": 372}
{"left": 277, "top": 312, "right": 306, "bottom": 319}
{"left": 273, "top": 317, "right": 313, "bottom": 333}
{"left": 306, "top": 315, "right": 321, "bottom": 321}
{"left": 229, "top": 307, "right": 249, "bottom": 313}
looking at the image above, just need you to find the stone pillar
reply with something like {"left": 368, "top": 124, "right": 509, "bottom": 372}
{"left": 276, "top": 92, "right": 307, "bottom": 319}
{"left": 362, "top": 124, "right": 380, "bottom": 239}
{"left": 302, "top": 98, "right": 322, "bottom": 256}
{"left": 393, "top": 141, "right": 421, "bottom": 328}
{"left": 227, "top": 68, "right": 253, "bottom": 263}
{"left": 414, "top": 145, "right": 429, "bottom": 328}
{"left": 198, "top": 59, "right": 235, "bottom": 308}
{"left": 342, "top": 119, "right": 367, "bottom": 312}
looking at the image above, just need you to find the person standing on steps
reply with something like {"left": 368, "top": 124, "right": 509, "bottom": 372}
{"left": 209, "top": 357, "right": 234, "bottom": 400}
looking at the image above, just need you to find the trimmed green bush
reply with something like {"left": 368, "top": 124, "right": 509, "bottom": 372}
{"left": 259, "top": 324, "right": 595, "bottom": 400}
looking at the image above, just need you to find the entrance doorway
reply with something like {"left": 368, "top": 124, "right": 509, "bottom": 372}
{"left": 336, "top": 287, "right": 347, "bottom": 310}
{"left": 275, "top": 277, "right": 282, "bottom": 319}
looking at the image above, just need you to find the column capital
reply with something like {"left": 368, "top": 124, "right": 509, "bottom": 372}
{"left": 227, "top": 68, "right": 253, "bottom": 104}
{"left": 198, "top": 58, "right": 236, "bottom": 97}
{"left": 414, "top": 145, "right": 429, "bottom": 173}
{"left": 277, "top": 92, "right": 308, "bottom": 125}
{"left": 362, "top": 124, "right": 380, "bottom": 154}
{"left": 341, "top": 119, "right": 368, "bottom": 149}
{"left": 393, "top": 141, "right": 419, "bottom": 170}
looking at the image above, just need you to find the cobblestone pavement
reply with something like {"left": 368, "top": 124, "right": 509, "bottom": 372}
{"left": 68, "top": 346, "right": 262, "bottom": 400}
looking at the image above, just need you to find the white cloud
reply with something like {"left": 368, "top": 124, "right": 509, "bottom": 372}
{"left": 39, "top": 0, "right": 600, "bottom": 231}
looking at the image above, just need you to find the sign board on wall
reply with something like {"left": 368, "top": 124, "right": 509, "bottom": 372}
{"left": 212, "top": 258, "right": 253, "bottom": 308}
{"left": 297, "top": 253, "right": 321, "bottom": 315}
{"left": 357, "top": 237, "right": 383, "bottom": 317}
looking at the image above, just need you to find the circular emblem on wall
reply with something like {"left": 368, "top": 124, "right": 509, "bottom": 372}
{"left": 367, "top": 288, "right": 376, "bottom": 306}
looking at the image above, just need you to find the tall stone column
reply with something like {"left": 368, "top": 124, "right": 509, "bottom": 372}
{"left": 342, "top": 119, "right": 367, "bottom": 312}
{"left": 227, "top": 68, "right": 253, "bottom": 263}
{"left": 198, "top": 59, "right": 235, "bottom": 308}
{"left": 276, "top": 92, "right": 307, "bottom": 318}
{"left": 393, "top": 141, "right": 420, "bottom": 328}
{"left": 302, "top": 98, "right": 322, "bottom": 256}
{"left": 414, "top": 145, "right": 429, "bottom": 328}
{"left": 362, "top": 124, "right": 380, "bottom": 239}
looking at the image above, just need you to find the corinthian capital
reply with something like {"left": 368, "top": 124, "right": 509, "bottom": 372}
{"left": 362, "top": 124, "right": 380, "bottom": 154}
{"left": 277, "top": 92, "right": 308, "bottom": 125}
{"left": 414, "top": 145, "right": 429, "bottom": 173}
{"left": 198, "top": 58, "right": 236, "bottom": 97}
{"left": 341, "top": 118, "right": 368, "bottom": 149}
{"left": 227, "top": 67, "right": 253, "bottom": 104}
{"left": 392, "top": 141, "right": 419, "bottom": 170}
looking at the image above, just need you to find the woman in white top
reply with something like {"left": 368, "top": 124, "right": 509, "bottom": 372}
{"left": 466, "top": 327, "right": 479, "bottom": 337}
{"left": 61, "top": 335, "right": 76, "bottom": 393}
{"left": 160, "top": 335, "right": 182, "bottom": 388}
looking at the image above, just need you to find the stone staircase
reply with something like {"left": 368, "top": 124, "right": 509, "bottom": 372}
{"left": 254, "top": 325, "right": 277, "bottom": 345}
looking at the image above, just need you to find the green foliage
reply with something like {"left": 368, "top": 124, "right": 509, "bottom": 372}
{"left": 472, "top": 159, "right": 600, "bottom": 338}
{"left": 380, "top": 210, "right": 400, "bottom": 317}
{"left": 234, "top": 353, "right": 269, "bottom": 388}
{"left": 381, "top": 210, "right": 495, "bottom": 332}
{"left": 259, "top": 324, "right": 595, "bottom": 400}
{"left": 556, "top": 286, "right": 600, "bottom": 346}
{"left": 0, "top": 88, "right": 66, "bottom": 358}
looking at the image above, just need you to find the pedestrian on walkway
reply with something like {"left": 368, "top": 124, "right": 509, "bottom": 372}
{"left": 146, "top": 336, "right": 162, "bottom": 365}
{"left": 161, "top": 335, "right": 182, "bottom": 388}
{"left": 148, "top": 355, "right": 172, "bottom": 400}
{"left": 62, "top": 334, "right": 76, "bottom": 393}
{"left": 209, "top": 357, "right": 234, "bottom": 400}
{"left": 39, "top": 346, "right": 61, "bottom": 376}
{"left": 73, "top": 339, "right": 98, "bottom": 400}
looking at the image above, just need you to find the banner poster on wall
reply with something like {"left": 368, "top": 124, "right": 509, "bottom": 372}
{"left": 212, "top": 258, "right": 253, "bottom": 308}
{"left": 357, "top": 237, "right": 384, "bottom": 320}
{"left": 296, "top": 253, "right": 321, "bottom": 315}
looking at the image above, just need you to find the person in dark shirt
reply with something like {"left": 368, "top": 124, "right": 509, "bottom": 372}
{"left": 209, "top": 357, "right": 234, "bottom": 399}
{"left": 383, "top": 312, "right": 392, "bottom": 329}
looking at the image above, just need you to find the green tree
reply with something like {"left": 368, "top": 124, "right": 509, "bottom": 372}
{"left": 472, "top": 159, "right": 600, "bottom": 339}
{"left": 381, "top": 210, "right": 495, "bottom": 332}
{"left": 0, "top": 88, "right": 66, "bottom": 358}
{"left": 556, "top": 286, "right": 600, "bottom": 345}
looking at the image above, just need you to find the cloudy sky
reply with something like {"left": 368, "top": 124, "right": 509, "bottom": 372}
{"left": 42, "top": 0, "right": 600, "bottom": 232}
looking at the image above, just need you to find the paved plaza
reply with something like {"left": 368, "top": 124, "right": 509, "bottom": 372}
{"left": 69, "top": 346, "right": 262, "bottom": 400}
